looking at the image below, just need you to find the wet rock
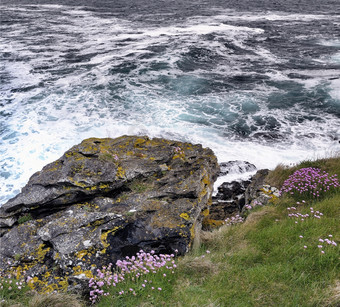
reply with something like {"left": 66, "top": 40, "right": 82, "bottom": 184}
{"left": 0, "top": 135, "right": 219, "bottom": 292}
{"left": 219, "top": 160, "right": 256, "bottom": 176}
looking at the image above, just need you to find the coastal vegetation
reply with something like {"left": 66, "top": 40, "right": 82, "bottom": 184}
{"left": 1, "top": 156, "right": 339, "bottom": 307}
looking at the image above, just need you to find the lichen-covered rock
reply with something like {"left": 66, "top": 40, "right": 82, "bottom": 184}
{"left": 0, "top": 135, "right": 219, "bottom": 292}
{"left": 244, "top": 169, "right": 280, "bottom": 209}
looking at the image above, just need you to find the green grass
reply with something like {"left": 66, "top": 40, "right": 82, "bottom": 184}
{"left": 266, "top": 155, "right": 340, "bottom": 188}
{"left": 168, "top": 195, "right": 340, "bottom": 307}
{"left": 1, "top": 157, "right": 339, "bottom": 306}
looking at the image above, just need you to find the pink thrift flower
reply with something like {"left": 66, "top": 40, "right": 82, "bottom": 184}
{"left": 303, "top": 246, "right": 307, "bottom": 249}
{"left": 299, "top": 235, "right": 303, "bottom": 238}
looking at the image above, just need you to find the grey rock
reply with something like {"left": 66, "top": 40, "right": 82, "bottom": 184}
{"left": 0, "top": 135, "right": 219, "bottom": 292}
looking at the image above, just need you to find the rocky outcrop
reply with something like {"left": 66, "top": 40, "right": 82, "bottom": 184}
{"left": 203, "top": 164, "right": 280, "bottom": 228}
{"left": 202, "top": 160, "right": 255, "bottom": 229}
{"left": 203, "top": 180, "right": 251, "bottom": 229}
{"left": 0, "top": 135, "right": 219, "bottom": 292}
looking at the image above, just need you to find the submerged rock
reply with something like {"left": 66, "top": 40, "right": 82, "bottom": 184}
{"left": 0, "top": 135, "right": 219, "bottom": 292}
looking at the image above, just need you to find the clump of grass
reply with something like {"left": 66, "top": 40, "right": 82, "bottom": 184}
{"left": 89, "top": 250, "right": 178, "bottom": 304}
{"left": 27, "top": 292, "right": 85, "bottom": 307}
{"left": 128, "top": 181, "right": 150, "bottom": 193}
{"left": 17, "top": 213, "right": 32, "bottom": 225}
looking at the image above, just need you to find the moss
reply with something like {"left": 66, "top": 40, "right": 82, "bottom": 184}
{"left": 18, "top": 213, "right": 32, "bottom": 224}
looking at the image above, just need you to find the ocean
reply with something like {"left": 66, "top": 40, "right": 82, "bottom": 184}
{"left": 1, "top": 0, "right": 340, "bottom": 204}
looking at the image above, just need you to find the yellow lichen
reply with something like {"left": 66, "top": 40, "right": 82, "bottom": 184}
{"left": 201, "top": 208, "right": 210, "bottom": 217}
{"left": 100, "top": 227, "right": 121, "bottom": 253}
{"left": 116, "top": 166, "right": 125, "bottom": 179}
{"left": 180, "top": 212, "right": 190, "bottom": 220}
{"left": 72, "top": 265, "right": 93, "bottom": 279}
{"left": 202, "top": 218, "right": 225, "bottom": 229}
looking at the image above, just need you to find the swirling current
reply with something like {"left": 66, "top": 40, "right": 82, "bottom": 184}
{"left": 1, "top": 0, "right": 340, "bottom": 204}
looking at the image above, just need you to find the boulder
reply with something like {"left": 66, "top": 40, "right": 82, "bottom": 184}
{"left": 0, "top": 135, "right": 219, "bottom": 292}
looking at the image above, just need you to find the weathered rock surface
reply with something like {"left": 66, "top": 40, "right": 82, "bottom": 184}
{"left": 0, "top": 135, "right": 219, "bottom": 292}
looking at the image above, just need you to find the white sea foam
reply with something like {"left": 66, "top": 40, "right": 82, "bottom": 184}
{"left": 1, "top": 4, "right": 339, "bottom": 205}
{"left": 209, "top": 10, "right": 337, "bottom": 22}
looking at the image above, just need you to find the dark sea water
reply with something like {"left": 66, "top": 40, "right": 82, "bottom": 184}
{"left": 1, "top": 0, "right": 340, "bottom": 204}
